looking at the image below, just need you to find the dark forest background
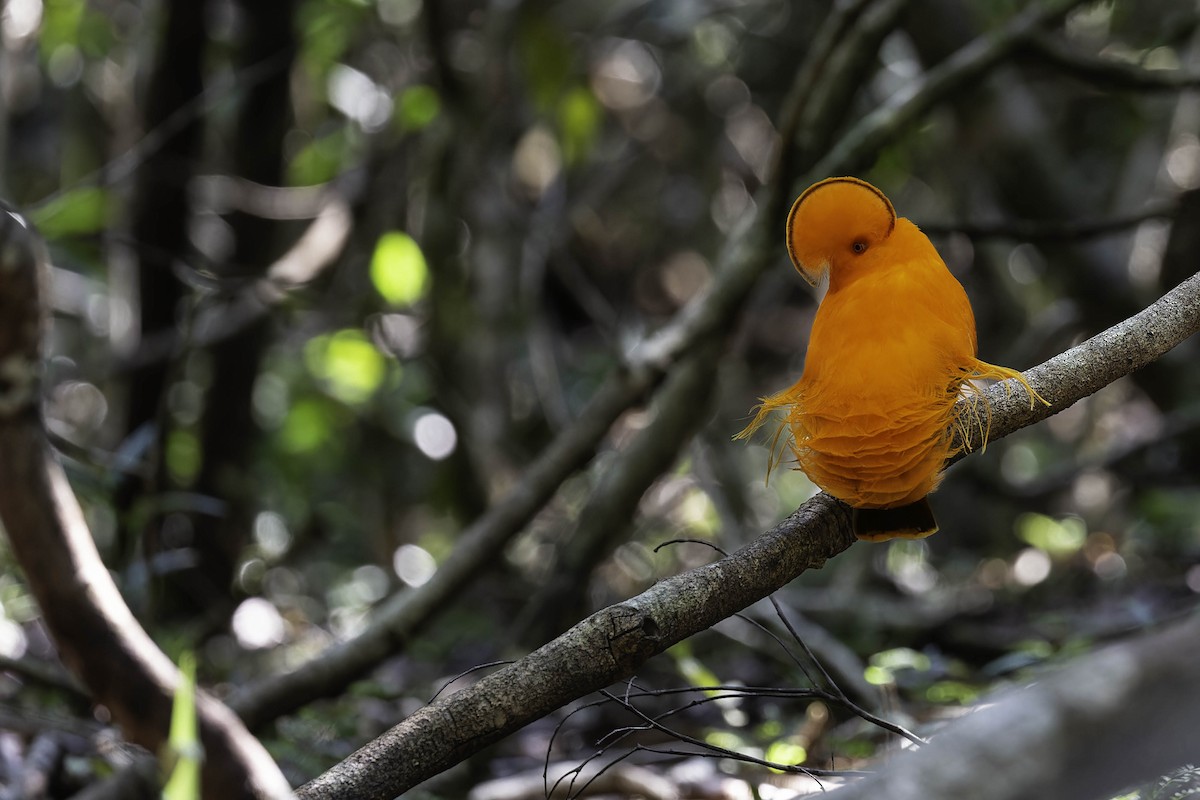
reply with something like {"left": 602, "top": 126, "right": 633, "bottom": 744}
{"left": 1, "top": 0, "right": 1199, "bottom": 797}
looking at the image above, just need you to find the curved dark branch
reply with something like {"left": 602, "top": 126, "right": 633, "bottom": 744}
{"left": 0, "top": 211, "right": 293, "bottom": 799}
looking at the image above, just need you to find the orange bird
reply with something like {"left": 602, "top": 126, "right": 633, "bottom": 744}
{"left": 739, "top": 177, "right": 1045, "bottom": 541}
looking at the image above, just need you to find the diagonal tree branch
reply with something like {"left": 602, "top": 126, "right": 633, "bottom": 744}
{"left": 521, "top": 337, "right": 726, "bottom": 641}
{"left": 949, "top": 268, "right": 1200, "bottom": 455}
{"left": 1023, "top": 30, "right": 1200, "bottom": 92}
{"left": 296, "top": 272, "right": 1200, "bottom": 799}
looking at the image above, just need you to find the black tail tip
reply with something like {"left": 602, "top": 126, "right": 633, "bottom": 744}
{"left": 853, "top": 499, "right": 938, "bottom": 542}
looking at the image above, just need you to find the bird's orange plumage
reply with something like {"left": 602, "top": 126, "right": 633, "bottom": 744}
{"left": 739, "top": 177, "right": 1045, "bottom": 541}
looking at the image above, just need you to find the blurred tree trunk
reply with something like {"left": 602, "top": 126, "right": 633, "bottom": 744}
{"left": 176, "top": 0, "right": 299, "bottom": 621}
{"left": 119, "top": 0, "right": 207, "bottom": 583}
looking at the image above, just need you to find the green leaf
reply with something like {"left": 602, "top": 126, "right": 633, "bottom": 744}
{"left": 165, "top": 430, "right": 200, "bottom": 485}
{"left": 703, "top": 730, "right": 745, "bottom": 751}
{"left": 668, "top": 643, "right": 722, "bottom": 697}
{"left": 297, "top": 0, "right": 365, "bottom": 73}
{"left": 280, "top": 397, "right": 333, "bottom": 453}
{"left": 28, "top": 186, "right": 111, "bottom": 238}
{"left": 287, "top": 128, "right": 351, "bottom": 186}
{"left": 40, "top": 0, "right": 86, "bottom": 57}
{"left": 865, "top": 647, "right": 931, "bottom": 685}
{"left": 162, "top": 652, "right": 202, "bottom": 800}
{"left": 691, "top": 18, "right": 737, "bottom": 67}
{"left": 765, "top": 740, "right": 808, "bottom": 771}
{"left": 1017, "top": 513, "right": 1087, "bottom": 557}
{"left": 304, "top": 329, "right": 387, "bottom": 405}
{"left": 925, "top": 680, "right": 981, "bottom": 705}
{"left": 397, "top": 85, "right": 441, "bottom": 131}
{"left": 557, "top": 86, "right": 601, "bottom": 165}
{"left": 370, "top": 231, "right": 428, "bottom": 306}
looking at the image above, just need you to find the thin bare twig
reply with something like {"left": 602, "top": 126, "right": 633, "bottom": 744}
{"left": 597, "top": 688, "right": 832, "bottom": 780}
{"left": 428, "top": 660, "right": 514, "bottom": 703}
{"left": 550, "top": 676, "right": 897, "bottom": 797}
{"left": 1023, "top": 31, "right": 1200, "bottom": 91}
{"left": 550, "top": 680, "right": 842, "bottom": 797}
{"left": 919, "top": 199, "right": 1178, "bottom": 242}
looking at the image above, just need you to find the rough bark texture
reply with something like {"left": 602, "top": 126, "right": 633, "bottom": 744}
{"left": 0, "top": 210, "right": 293, "bottom": 800}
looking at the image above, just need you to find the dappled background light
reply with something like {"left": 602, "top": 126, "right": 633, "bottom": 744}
{"left": 327, "top": 64, "right": 393, "bottom": 133}
{"left": 394, "top": 543, "right": 436, "bottom": 588}
{"left": 412, "top": 411, "right": 456, "bottom": 461}
{"left": 232, "top": 597, "right": 287, "bottom": 650}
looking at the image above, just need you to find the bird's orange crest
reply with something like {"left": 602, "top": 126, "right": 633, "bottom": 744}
{"left": 785, "top": 176, "right": 895, "bottom": 284}
{"left": 740, "top": 177, "right": 1047, "bottom": 541}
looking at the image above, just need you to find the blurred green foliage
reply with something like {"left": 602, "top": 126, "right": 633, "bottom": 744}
{"left": 29, "top": 187, "right": 111, "bottom": 237}
{"left": 370, "top": 231, "right": 429, "bottom": 306}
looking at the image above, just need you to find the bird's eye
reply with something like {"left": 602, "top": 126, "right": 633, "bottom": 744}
{"left": 852, "top": 240, "right": 868, "bottom": 254}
